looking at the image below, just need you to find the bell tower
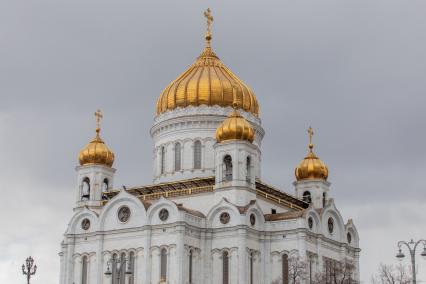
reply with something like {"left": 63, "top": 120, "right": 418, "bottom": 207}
{"left": 213, "top": 103, "right": 261, "bottom": 205}
{"left": 294, "top": 127, "right": 330, "bottom": 209}
{"left": 75, "top": 110, "right": 116, "bottom": 209}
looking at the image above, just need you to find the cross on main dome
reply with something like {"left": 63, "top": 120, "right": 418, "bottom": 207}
{"left": 156, "top": 9, "right": 260, "bottom": 116}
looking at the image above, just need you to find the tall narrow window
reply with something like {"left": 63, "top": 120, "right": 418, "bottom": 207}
{"left": 112, "top": 254, "right": 118, "bottom": 284}
{"left": 222, "top": 251, "right": 229, "bottom": 284}
{"left": 194, "top": 141, "right": 202, "bottom": 169}
{"left": 223, "top": 155, "right": 233, "bottom": 181}
{"left": 160, "top": 146, "right": 166, "bottom": 174}
{"left": 246, "top": 156, "right": 252, "bottom": 182}
{"left": 160, "top": 248, "right": 167, "bottom": 282}
{"left": 102, "top": 178, "right": 109, "bottom": 200}
{"left": 81, "top": 178, "right": 90, "bottom": 200}
{"left": 119, "top": 253, "right": 126, "bottom": 284}
{"left": 282, "top": 254, "right": 289, "bottom": 284}
{"left": 81, "top": 256, "right": 88, "bottom": 284}
{"left": 189, "top": 250, "right": 193, "bottom": 284}
{"left": 250, "top": 251, "right": 254, "bottom": 284}
{"left": 175, "top": 143, "right": 182, "bottom": 171}
{"left": 128, "top": 252, "right": 135, "bottom": 284}
{"left": 323, "top": 192, "right": 327, "bottom": 207}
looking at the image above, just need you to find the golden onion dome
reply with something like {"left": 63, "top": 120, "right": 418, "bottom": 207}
{"left": 78, "top": 110, "right": 115, "bottom": 167}
{"left": 156, "top": 9, "right": 259, "bottom": 116}
{"left": 216, "top": 104, "right": 255, "bottom": 143}
{"left": 295, "top": 127, "right": 328, "bottom": 181}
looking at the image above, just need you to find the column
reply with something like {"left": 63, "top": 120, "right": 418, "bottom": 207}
{"left": 144, "top": 230, "right": 152, "bottom": 284}
{"left": 89, "top": 253, "right": 97, "bottom": 284}
{"left": 172, "top": 226, "right": 184, "bottom": 284}
{"left": 135, "top": 248, "right": 144, "bottom": 284}
{"left": 237, "top": 229, "right": 247, "bottom": 284}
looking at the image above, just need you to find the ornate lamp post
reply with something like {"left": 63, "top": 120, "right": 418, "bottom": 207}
{"left": 104, "top": 257, "right": 132, "bottom": 283}
{"left": 395, "top": 239, "right": 426, "bottom": 284}
{"left": 22, "top": 256, "right": 37, "bottom": 284}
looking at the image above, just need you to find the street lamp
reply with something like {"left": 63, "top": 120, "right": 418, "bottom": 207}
{"left": 396, "top": 239, "right": 426, "bottom": 284}
{"left": 22, "top": 256, "right": 37, "bottom": 284}
{"left": 104, "top": 257, "right": 132, "bottom": 283}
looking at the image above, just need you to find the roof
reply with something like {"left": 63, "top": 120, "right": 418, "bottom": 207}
{"left": 264, "top": 210, "right": 306, "bottom": 221}
{"left": 105, "top": 177, "right": 308, "bottom": 210}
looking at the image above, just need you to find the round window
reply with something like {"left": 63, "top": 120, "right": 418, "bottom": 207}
{"left": 118, "top": 206, "right": 131, "bottom": 223}
{"left": 159, "top": 208, "right": 169, "bottom": 221}
{"left": 308, "top": 217, "right": 313, "bottom": 230}
{"left": 220, "top": 212, "right": 230, "bottom": 224}
{"left": 81, "top": 218, "right": 90, "bottom": 230}
{"left": 347, "top": 232, "right": 352, "bottom": 244}
{"left": 328, "top": 217, "right": 334, "bottom": 234}
{"left": 250, "top": 214, "right": 256, "bottom": 226}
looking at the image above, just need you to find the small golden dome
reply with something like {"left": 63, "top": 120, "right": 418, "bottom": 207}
{"left": 295, "top": 127, "right": 328, "bottom": 181}
{"left": 216, "top": 104, "right": 255, "bottom": 143}
{"left": 156, "top": 9, "right": 259, "bottom": 116}
{"left": 78, "top": 110, "right": 115, "bottom": 167}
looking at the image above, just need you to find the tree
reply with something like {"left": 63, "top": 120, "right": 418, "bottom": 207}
{"left": 288, "top": 256, "right": 308, "bottom": 284}
{"left": 313, "top": 259, "right": 356, "bottom": 284}
{"left": 271, "top": 256, "right": 308, "bottom": 284}
{"left": 371, "top": 264, "right": 412, "bottom": 284}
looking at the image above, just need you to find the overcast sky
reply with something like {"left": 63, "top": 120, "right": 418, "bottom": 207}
{"left": 1, "top": 0, "right": 426, "bottom": 283}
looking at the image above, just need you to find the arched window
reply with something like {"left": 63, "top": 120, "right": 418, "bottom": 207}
{"left": 246, "top": 156, "right": 252, "bottom": 182}
{"left": 193, "top": 141, "right": 202, "bottom": 169}
{"left": 160, "top": 248, "right": 167, "bottom": 282}
{"left": 249, "top": 251, "right": 254, "bottom": 284}
{"left": 102, "top": 178, "right": 109, "bottom": 200}
{"left": 128, "top": 252, "right": 135, "bottom": 284}
{"left": 303, "top": 191, "right": 312, "bottom": 203}
{"left": 323, "top": 192, "right": 327, "bottom": 207}
{"left": 81, "top": 256, "right": 88, "bottom": 284}
{"left": 175, "top": 143, "right": 182, "bottom": 171}
{"left": 102, "top": 178, "right": 109, "bottom": 192}
{"left": 282, "top": 254, "right": 289, "bottom": 284}
{"left": 119, "top": 252, "right": 126, "bottom": 284}
{"left": 222, "top": 251, "right": 229, "bottom": 284}
{"left": 189, "top": 250, "right": 193, "bottom": 284}
{"left": 223, "top": 155, "right": 233, "bottom": 181}
{"left": 160, "top": 146, "right": 166, "bottom": 174}
{"left": 112, "top": 253, "right": 118, "bottom": 284}
{"left": 81, "top": 178, "right": 90, "bottom": 201}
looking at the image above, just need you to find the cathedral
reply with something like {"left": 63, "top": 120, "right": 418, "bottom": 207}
{"left": 59, "top": 9, "right": 360, "bottom": 284}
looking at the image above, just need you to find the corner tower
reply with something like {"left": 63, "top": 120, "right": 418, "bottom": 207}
{"left": 150, "top": 9, "right": 265, "bottom": 184}
{"left": 294, "top": 127, "right": 330, "bottom": 209}
{"left": 75, "top": 110, "right": 116, "bottom": 209}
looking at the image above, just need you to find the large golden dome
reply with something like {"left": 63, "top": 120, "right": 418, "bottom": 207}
{"left": 156, "top": 9, "right": 259, "bottom": 116}
{"left": 295, "top": 127, "right": 328, "bottom": 181}
{"left": 78, "top": 110, "right": 115, "bottom": 167}
{"left": 216, "top": 105, "right": 255, "bottom": 143}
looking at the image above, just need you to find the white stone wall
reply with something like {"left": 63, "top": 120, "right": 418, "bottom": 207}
{"left": 60, "top": 187, "right": 360, "bottom": 284}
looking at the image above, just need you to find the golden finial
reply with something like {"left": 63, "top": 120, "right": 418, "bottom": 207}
{"left": 307, "top": 126, "right": 314, "bottom": 151}
{"left": 94, "top": 109, "right": 103, "bottom": 134}
{"left": 204, "top": 8, "right": 214, "bottom": 47}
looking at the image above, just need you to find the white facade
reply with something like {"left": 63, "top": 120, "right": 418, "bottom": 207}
{"left": 60, "top": 28, "right": 360, "bottom": 284}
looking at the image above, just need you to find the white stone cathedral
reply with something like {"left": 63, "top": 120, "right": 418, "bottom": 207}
{"left": 59, "top": 9, "right": 360, "bottom": 284}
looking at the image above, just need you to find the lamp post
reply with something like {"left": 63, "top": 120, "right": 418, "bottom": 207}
{"left": 395, "top": 239, "right": 426, "bottom": 284}
{"left": 104, "top": 257, "right": 132, "bottom": 283}
{"left": 22, "top": 256, "right": 37, "bottom": 284}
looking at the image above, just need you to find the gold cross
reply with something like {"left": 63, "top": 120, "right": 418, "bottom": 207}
{"left": 94, "top": 109, "right": 103, "bottom": 130}
{"left": 204, "top": 8, "right": 214, "bottom": 45}
{"left": 308, "top": 126, "right": 314, "bottom": 149}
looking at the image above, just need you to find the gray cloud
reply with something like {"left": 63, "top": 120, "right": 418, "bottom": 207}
{"left": 1, "top": 0, "right": 426, "bottom": 283}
